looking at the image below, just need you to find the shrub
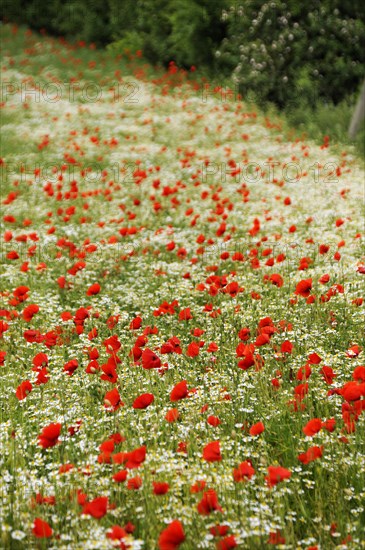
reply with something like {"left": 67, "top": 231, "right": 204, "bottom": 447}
{"left": 108, "top": 0, "right": 228, "bottom": 69}
{"left": 217, "top": 1, "right": 365, "bottom": 108}
{"left": 168, "top": 0, "right": 228, "bottom": 68}
{"left": 1, "top": 0, "right": 110, "bottom": 44}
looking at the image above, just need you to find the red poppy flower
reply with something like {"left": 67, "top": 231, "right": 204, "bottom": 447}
{"left": 34, "top": 493, "right": 56, "bottom": 505}
{"left": 57, "top": 276, "right": 68, "bottom": 289}
{"left": 32, "top": 352, "right": 48, "bottom": 368}
{"left": 38, "top": 423, "right": 61, "bottom": 448}
{"left": 24, "top": 329, "right": 43, "bottom": 343}
{"left": 113, "top": 470, "right": 128, "bottom": 483}
{"left": 97, "top": 454, "right": 111, "bottom": 469}
{"left": 100, "top": 360, "right": 118, "bottom": 383}
{"left": 82, "top": 496, "right": 108, "bottom": 518}
{"left": 233, "top": 460, "right": 255, "bottom": 482}
{"left": 207, "top": 415, "right": 221, "bottom": 427}
{"left": 15, "top": 380, "right": 32, "bottom": 400}
{"left": 267, "top": 530, "right": 285, "bottom": 545}
{"left": 298, "top": 445, "right": 324, "bottom": 464}
{"left": 265, "top": 465, "right": 291, "bottom": 487}
{"left": 321, "top": 365, "right": 337, "bottom": 384}
{"left": 269, "top": 273, "right": 284, "bottom": 287}
{"left": 308, "top": 353, "right": 322, "bottom": 364}
{"left": 238, "top": 327, "right": 250, "bottom": 341}
{"left": 236, "top": 342, "right": 255, "bottom": 356}
{"left": 170, "top": 380, "right": 188, "bottom": 402}
{"left": 297, "top": 364, "right": 312, "bottom": 380}
{"left": 88, "top": 327, "right": 98, "bottom": 340}
{"left": 107, "top": 315, "right": 120, "bottom": 329}
{"left": 207, "top": 342, "right": 218, "bottom": 352}
{"left": 224, "top": 281, "right": 244, "bottom": 297}
{"left": 63, "top": 359, "right": 78, "bottom": 376}
{"left": 60, "top": 311, "right": 72, "bottom": 322}
{"left": 103, "top": 335, "right": 121, "bottom": 354}
{"left": 176, "top": 441, "right": 188, "bottom": 453}
{"left": 341, "top": 381, "right": 363, "bottom": 401}
{"left": 86, "top": 360, "right": 100, "bottom": 374}
{"left": 142, "top": 348, "right": 161, "bottom": 369}
{"left": 217, "top": 535, "right": 238, "bottom": 549}
{"left": 127, "top": 475, "right": 142, "bottom": 490}
{"left": 100, "top": 439, "right": 114, "bottom": 455}
{"left": 133, "top": 393, "right": 154, "bottom": 409}
{"left": 319, "top": 273, "right": 330, "bottom": 284}
{"left": 281, "top": 340, "right": 293, "bottom": 353}
{"left": 0, "top": 320, "right": 10, "bottom": 338}
{"left": 136, "top": 334, "right": 148, "bottom": 348}
{"left": 346, "top": 345, "right": 361, "bottom": 358}
{"left": 106, "top": 525, "right": 127, "bottom": 540}
{"left": 59, "top": 463, "right": 74, "bottom": 474}
{"left": 186, "top": 341, "right": 200, "bottom": 357}
{"left": 112, "top": 446, "right": 146, "bottom": 469}
{"left": 35, "top": 368, "right": 49, "bottom": 385}
{"left": 178, "top": 308, "right": 192, "bottom": 321}
{"left": 203, "top": 441, "right": 222, "bottom": 462}
{"left": 197, "top": 489, "right": 223, "bottom": 514}
{"left": 249, "top": 421, "right": 265, "bottom": 436}
{"left": 161, "top": 336, "right": 182, "bottom": 354}
{"left": 318, "top": 243, "right": 329, "bottom": 254}
{"left": 13, "top": 286, "right": 29, "bottom": 299}
{"left": 129, "top": 315, "right": 142, "bottom": 329}
{"left": 104, "top": 388, "right": 123, "bottom": 411}
{"left": 153, "top": 481, "right": 170, "bottom": 495}
{"left": 237, "top": 354, "right": 255, "bottom": 370}
{"left": 295, "top": 278, "right": 312, "bottom": 298}
{"left": 22, "top": 304, "right": 39, "bottom": 321}
{"left": 32, "top": 518, "right": 53, "bottom": 538}
{"left": 210, "top": 524, "right": 230, "bottom": 537}
{"left": 110, "top": 432, "right": 125, "bottom": 445}
{"left": 255, "top": 333, "right": 270, "bottom": 347}
{"left": 86, "top": 282, "right": 100, "bottom": 296}
{"left": 303, "top": 418, "right": 322, "bottom": 436}
{"left": 190, "top": 480, "right": 206, "bottom": 493}
{"left": 165, "top": 408, "right": 180, "bottom": 422}
{"left": 294, "top": 383, "right": 309, "bottom": 400}
{"left": 158, "top": 520, "right": 185, "bottom": 550}
{"left": 352, "top": 365, "right": 365, "bottom": 381}
{"left": 322, "top": 418, "right": 336, "bottom": 432}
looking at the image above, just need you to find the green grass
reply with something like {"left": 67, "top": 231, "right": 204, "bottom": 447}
{"left": 284, "top": 99, "right": 365, "bottom": 161}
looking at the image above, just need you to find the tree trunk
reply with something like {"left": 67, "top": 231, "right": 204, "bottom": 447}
{"left": 348, "top": 79, "right": 365, "bottom": 139}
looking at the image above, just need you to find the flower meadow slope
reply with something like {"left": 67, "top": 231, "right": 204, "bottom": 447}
{"left": 1, "top": 25, "right": 365, "bottom": 550}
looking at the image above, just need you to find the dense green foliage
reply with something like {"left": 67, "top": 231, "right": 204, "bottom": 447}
{"left": 107, "top": 0, "right": 228, "bottom": 68}
{"left": 217, "top": 1, "right": 365, "bottom": 108}
{"left": 1, "top": 0, "right": 110, "bottom": 44}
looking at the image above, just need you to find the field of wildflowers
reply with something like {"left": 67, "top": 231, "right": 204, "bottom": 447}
{"left": 0, "top": 24, "right": 364, "bottom": 550}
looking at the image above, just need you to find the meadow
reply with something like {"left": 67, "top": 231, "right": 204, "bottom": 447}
{"left": 0, "top": 23, "right": 364, "bottom": 549}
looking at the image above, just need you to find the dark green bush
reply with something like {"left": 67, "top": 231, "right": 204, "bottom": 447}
{"left": 108, "top": 0, "right": 228, "bottom": 69}
{"left": 217, "top": 1, "right": 365, "bottom": 107}
{"left": 167, "top": 0, "right": 228, "bottom": 68}
{"left": 1, "top": 0, "right": 110, "bottom": 44}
